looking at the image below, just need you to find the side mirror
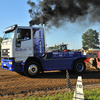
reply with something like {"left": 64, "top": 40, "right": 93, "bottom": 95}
{"left": 16, "top": 40, "right": 21, "bottom": 47}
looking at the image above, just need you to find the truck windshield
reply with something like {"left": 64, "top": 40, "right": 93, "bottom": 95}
{"left": 3, "top": 30, "right": 15, "bottom": 40}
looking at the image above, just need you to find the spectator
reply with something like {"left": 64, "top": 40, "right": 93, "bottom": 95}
{"left": 24, "top": 32, "right": 30, "bottom": 40}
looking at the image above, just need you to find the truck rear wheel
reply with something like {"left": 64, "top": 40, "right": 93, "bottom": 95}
{"left": 24, "top": 61, "right": 40, "bottom": 77}
{"left": 73, "top": 59, "right": 86, "bottom": 74}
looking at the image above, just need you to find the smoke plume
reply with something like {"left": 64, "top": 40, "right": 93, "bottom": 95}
{"left": 27, "top": 0, "right": 100, "bottom": 27}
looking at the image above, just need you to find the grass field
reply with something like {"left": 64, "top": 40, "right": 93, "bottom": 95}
{"left": 12, "top": 88, "right": 100, "bottom": 100}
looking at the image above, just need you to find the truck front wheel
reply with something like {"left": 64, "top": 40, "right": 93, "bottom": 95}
{"left": 73, "top": 59, "right": 86, "bottom": 74}
{"left": 24, "top": 61, "right": 40, "bottom": 77}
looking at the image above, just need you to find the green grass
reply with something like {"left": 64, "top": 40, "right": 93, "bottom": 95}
{"left": 12, "top": 88, "right": 100, "bottom": 100}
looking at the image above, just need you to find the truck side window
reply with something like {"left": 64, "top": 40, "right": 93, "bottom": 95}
{"left": 16, "top": 29, "right": 31, "bottom": 41}
{"left": 16, "top": 29, "right": 31, "bottom": 47}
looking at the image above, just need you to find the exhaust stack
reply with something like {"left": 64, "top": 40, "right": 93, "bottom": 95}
{"left": 43, "top": 24, "right": 46, "bottom": 53}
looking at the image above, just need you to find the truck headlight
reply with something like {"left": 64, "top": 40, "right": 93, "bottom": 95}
{"left": 9, "top": 62, "right": 12, "bottom": 65}
{"left": 9, "top": 67, "right": 11, "bottom": 69}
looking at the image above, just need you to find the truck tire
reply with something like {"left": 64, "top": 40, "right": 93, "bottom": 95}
{"left": 24, "top": 61, "right": 40, "bottom": 77}
{"left": 73, "top": 59, "right": 86, "bottom": 74}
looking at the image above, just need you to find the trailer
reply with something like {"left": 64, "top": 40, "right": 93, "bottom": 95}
{"left": 1, "top": 24, "right": 87, "bottom": 77}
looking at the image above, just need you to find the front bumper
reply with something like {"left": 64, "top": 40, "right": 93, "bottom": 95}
{"left": 1, "top": 59, "right": 25, "bottom": 72}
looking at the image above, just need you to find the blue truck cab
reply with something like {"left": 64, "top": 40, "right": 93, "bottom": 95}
{"left": 1, "top": 24, "right": 87, "bottom": 77}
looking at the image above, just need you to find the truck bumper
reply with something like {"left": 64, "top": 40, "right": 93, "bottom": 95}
{"left": 1, "top": 59, "right": 24, "bottom": 72}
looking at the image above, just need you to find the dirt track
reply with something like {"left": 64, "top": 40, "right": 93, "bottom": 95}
{"left": 0, "top": 65, "right": 100, "bottom": 100}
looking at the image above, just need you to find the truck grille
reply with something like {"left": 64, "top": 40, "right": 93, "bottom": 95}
{"left": 1, "top": 49, "right": 9, "bottom": 57}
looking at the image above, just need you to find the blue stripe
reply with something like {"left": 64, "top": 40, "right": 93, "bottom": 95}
{"left": 73, "top": 97, "right": 84, "bottom": 100}
{"left": 76, "top": 93, "right": 84, "bottom": 95}
{"left": 77, "top": 80, "right": 82, "bottom": 82}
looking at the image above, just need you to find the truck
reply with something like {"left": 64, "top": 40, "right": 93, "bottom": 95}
{"left": 47, "top": 44, "right": 71, "bottom": 52}
{"left": 1, "top": 24, "right": 87, "bottom": 77}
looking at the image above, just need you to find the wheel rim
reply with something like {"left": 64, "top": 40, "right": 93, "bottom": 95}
{"left": 76, "top": 63, "right": 84, "bottom": 72}
{"left": 28, "top": 64, "right": 38, "bottom": 75}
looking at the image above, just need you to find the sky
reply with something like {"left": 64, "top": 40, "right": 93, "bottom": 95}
{"left": 0, "top": 0, "right": 100, "bottom": 50}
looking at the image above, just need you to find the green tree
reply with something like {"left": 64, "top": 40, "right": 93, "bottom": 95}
{"left": 0, "top": 37, "right": 3, "bottom": 43}
{"left": 0, "top": 37, "right": 3, "bottom": 50}
{"left": 82, "top": 29, "right": 99, "bottom": 48}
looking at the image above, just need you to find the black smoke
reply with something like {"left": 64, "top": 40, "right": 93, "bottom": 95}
{"left": 27, "top": 0, "right": 100, "bottom": 27}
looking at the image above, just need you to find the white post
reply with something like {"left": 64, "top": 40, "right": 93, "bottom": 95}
{"left": 73, "top": 76, "right": 84, "bottom": 100}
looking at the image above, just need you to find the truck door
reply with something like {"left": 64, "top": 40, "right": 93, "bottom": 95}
{"left": 14, "top": 28, "right": 33, "bottom": 62}
{"left": 33, "top": 28, "right": 45, "bottom": 56}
